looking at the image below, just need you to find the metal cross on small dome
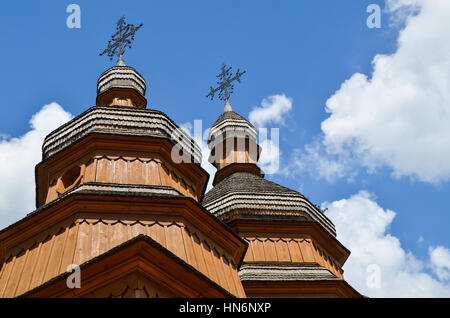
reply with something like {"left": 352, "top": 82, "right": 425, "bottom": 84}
{"left": 206, "top": 64, "right": 246, "bottom": 102}
{"left": 100, "top": 16, "right": 143, "bottom": 63}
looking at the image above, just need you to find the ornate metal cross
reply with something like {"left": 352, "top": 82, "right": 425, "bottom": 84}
{"left": 100, "top": 16, "right": 143, "bottom": 61}
{"left": 206, "top": 64, "right": 246, "bottom": 101}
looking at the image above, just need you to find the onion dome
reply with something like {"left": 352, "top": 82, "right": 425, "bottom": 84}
{"left": 208, "top": 101, "right": 262, "bottom": 185}
{"left": 96, "top": 56, "right": 147, "bottom": 108}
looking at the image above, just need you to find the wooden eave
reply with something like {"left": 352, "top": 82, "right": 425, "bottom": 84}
{"left": 35, "top": 132, "right": 209, "bottom": 206}
{"left": 0, "top": 187, "right": 247, "bottom": 267}
{"left": 228, "top": 219, "right": 350, "bottom": 266}
{"left": 242, "top": 280, "right": 362, "bottom": 298}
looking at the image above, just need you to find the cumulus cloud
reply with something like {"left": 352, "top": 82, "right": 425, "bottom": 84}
{"left": 292, "top": 0, "right": 450, "bottom": 184}
{"left": 247, "top": 94, "right": 292, "bottom": 175}
{"left": 248, "top": 94, "right": 292, "bottom": 128}
{"left": 0, "top": 103, "right": 73, "bottom": 229}
{"left": 281, "top": 141, "right": 352, "bottom": 182}
{"left": 179, "top": 121, "right": 216, "bottom": 191}
{"left": 258, "top": 135, "right": 281, "bottom": 175}
{"left": 324, "top": 191, "right": 450, "bottom": 297}
{"left": 430, "top": 246, "right": 450, "bottom": 281}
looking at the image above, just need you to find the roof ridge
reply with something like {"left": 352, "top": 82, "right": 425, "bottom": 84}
{"left": 212, "top": 110, "right": 255, "bottom": 129}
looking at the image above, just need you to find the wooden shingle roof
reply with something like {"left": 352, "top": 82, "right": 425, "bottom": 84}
{"left": 202, "top": 172, "right": 337, "bottom": 236}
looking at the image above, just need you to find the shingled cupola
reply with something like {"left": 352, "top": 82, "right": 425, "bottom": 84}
{"left": 208, "top": 100, "right": 263, "bottom": 186}
{"left": 202, "top": 65, "right": 361, "bottom": 298}
{"left": 96, "top": 56, "right": 147, "bottom": 108}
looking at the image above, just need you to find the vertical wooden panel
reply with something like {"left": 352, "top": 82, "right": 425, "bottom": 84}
{"left": 96, "top": 157, "right": 113, "bottom": 183}
{"left": 191, "top": 233, "right": 208, "bottom": 276}
{"left": 128, "top": 160, "right": 145, "bottom": 185}
{"left": 74, "top": 221, "right": 91, "bottom": 265}
{"left": 263, "top": 239, "right": 278, "bottom": 261}
{"left": 153, "top": 222, "right": 167, "bottom": 247}
{"left": 314, "top": 244, "right": 325, "bottom": 268}
{"left": 43, "top": 228, "right": 67, "bottom": 282}
{"left": 201, "top": 240, "right": 219, "bottom": 283}
{"left": 212, "top": 248, "right": 228, "bottom": 291}
{"left": 24, "top": 242, "right": 42, "bottom": 292}
{"left": 178, "top": 179, "right": 188, "bottom": 197}
{"left": 0, "top": 257, "right": 15, "bottom": 297}
{"left": 244, "top": 238, "right": 255, "bottom": 262}
{"left": 109, "top": 221, "right": 128, "bottom": 250}
{"left": 146, "top": 222, "right": 157, "bottom": 241}
{"left": 113, "top": 158, "right": 128, "bottom": 184}
{"left": 228, "top": 261, "right": 245, "bottom": 297}
{"left": 159, "top": 164, "right": 172, "bottom": 188}
{"left": 168, "top": 169, "right": 179, "bottom": 190}
{"left": 224, "top": 140, "right": 234, "bottom": 166}
{"left": 221, "top": 256, "right": 237, "bottom": 295}
{"left": 165, "top": 224, "right": 187, "bottom": 261}
{"left": 91, "top": 222, "right": 108, "bottom": 258}
{"left": 287, "top": 239, "right": 304, "bottom": 262}
{"left": 15, "top": 243, "right": 40, "bottom": 296}
{"left": 29, "top": 235, "right": 53, "bottom": 289}
{"left": 3, "top": 251, "right": 27, "bottom": 297}
{"left": 148, "top": 160, "right": 161, "bottom": 185}
{"left": 84, "top": 159, "right": 96, "bottom": 182}
{"left": 12, "top": 249, "right": 30, "bottom": 297}
{"left": 181, "top": 227, "right": 198, "bottom": 269}
{"left": 298, "top": 239, "right": 316, "bottom": 263}
{"left": 243, "top": 249, "right": 253, "bottom": 262}
{"left": 130, "top": 222, "right": 146, "bottom": 238}
{"left": 56, "top": 227, "right": 70, "bottom": 274}
{"left": 251, "top": 239, "right": 266, "bottom": 261}
{"left": 275, "top": 239, "right": 291, "bottom": 262}
{"left": 60, "top": 223, "right": 79, "bottom": 273}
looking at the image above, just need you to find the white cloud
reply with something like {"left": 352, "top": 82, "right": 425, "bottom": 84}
{"left": 386, "top": 0, "right": 420, "bottom": 13}
{"left": 247, "top": 94, "right": 292, "bottom": 175}
{"left": 180, "top": 94, "right": 292, "bottom": 183}
{"left": 324, "top": 191, "right": 450, "bottom": 297}
{"left": 282, "top": 141, "right": 352, "bottom": 182}
{"left": 258, "top": 137, "right": 281, "bottom": 175}
{"left": 0, "top": 103, "right": 73, "bottom": 229}
{"left": 249, "top": 94, "right": 292, "bottom": 128}
{"left": 430, "top": 246, "right": 450, "bottom": 281}
{"left": 179, "top": 121, "right": 216, "bottom": 191}
{"left": 292, "top": 0, "right": 450, "bottom": 184}
{"left": 385, "top": 0, "right": 421, "bottom": 25}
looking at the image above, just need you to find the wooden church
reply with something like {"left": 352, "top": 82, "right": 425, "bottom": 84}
{"left": 0, "top": 19, "right": 361, "bottom": 298}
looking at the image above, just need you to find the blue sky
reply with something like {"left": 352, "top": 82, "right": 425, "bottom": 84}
{"left": 1, "top": 1, "right": 449, "bottom": 296}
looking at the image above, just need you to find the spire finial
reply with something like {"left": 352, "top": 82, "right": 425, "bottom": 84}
{"left": 116, "top": 54, "right": 126, "bottom": 66}
{"left": 206, "top": 64, "right": 246, "bottom": 103}
{"left": 224, "top": 99, "right": 232, "bottom": 112}
{"left": 99, "top": 16, "right": 143, "bottom": 64}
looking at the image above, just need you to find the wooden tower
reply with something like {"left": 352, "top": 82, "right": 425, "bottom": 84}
{"left": 203, "top": 102, "right": 361, "bottom": 297}
{"left": 0, "top": 62, "right": 247, "bottom": 298}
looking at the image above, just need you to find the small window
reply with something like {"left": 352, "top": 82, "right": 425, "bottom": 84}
{"left": 60, "top": 166, "right": 81, "bottom": 191}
